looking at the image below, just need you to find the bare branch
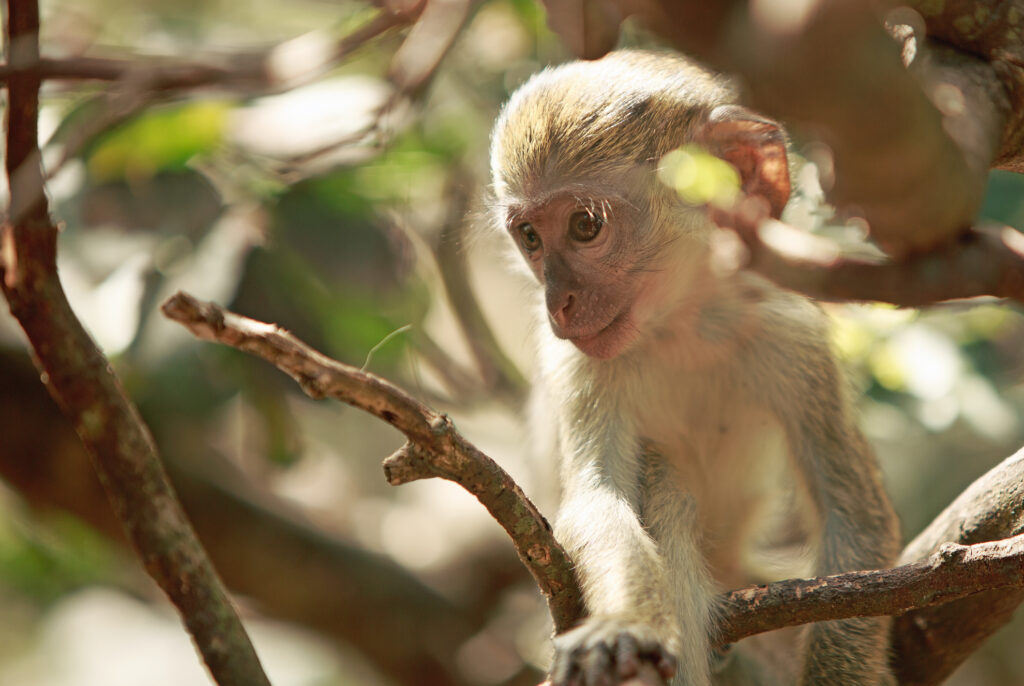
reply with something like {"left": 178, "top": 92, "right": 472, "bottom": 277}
{"left": 892, "top": 450, "right": 1024, "bottom": 685}
{"left": 711, "top": 198, "right": 1024, "bottom": 306}
{"left": 163, "top": 291, "right": 1024, "bottom": 676}
{"left": 718, "top": 533, "right": 1024, "bottom": 645}
{"left": 388, "top": 0, "right": 476, "bottom": 94}
{"left": 0, "top": 10, "right": 408, "bottom": 91}
{"left": 0, "top": 55, "right": 259, "bottom": 87}
{"left": 434, "top": 174, "right": 528, "bottom": 404}
{"left": 161, "top": 291, "right": 585, "bottom": 633}
{"left": 1, "top": 3, "right": 270, "bottom": 685}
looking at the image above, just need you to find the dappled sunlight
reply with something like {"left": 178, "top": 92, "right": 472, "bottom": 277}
{"left": 4, "top": 1, "right": 1024, "bottom": 685}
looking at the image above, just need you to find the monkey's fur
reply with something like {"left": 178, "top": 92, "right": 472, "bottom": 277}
{"left": 489, "top": 51, "right": 900, "bottom": 686}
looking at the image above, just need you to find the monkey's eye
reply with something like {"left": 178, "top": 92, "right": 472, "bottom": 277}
{"left": 568, "top": 211, "right": 603, "bottom": 242}
{"left": 516, "top": 223, "right": 542, "bottom": 253}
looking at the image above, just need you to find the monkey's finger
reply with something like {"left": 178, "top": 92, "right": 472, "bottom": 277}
{"left": 583, "top": 645, "right": 614, "bottom": 686}
{"left": 614, "top": 633, "right": 641, "bottom": 679}
{"left": 549, "top": 650, "right": 574, "bottom": 686}
{"left": 655, "top": 653, "right": 677, "bottom": 681}
{"left": 567, "top": 663, "right": 585, "bottom": 686}
{"left": 561, "top": 640, "right": 593, "bottom": 686}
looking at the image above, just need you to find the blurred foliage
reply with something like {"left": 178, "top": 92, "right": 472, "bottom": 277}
{"left": 87, "top": 101, "right": 231, "bottom": 181}
{"left": 0, "top": 510, "right": 119, "bottom": 606}
{"left": 2, "top": 1, "right": 1024, "bottom": 685}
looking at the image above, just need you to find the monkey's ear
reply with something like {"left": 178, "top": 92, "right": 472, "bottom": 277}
{"left": 700, "top": 105, "right": 791, "bottom": 219}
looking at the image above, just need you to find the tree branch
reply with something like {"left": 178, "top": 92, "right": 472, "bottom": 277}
{"left": 1, "top": 3, "right": 270, "bottom": 685}
{"left": 892, "top": 449, "right": 1024, "bottom": 685}
{"left": 162, "top": 292, "right": 1024, "bottom": 681}
{"left": 546, "top": 1, "right": 1012, "bottom": 257}
{"left": 711, "top": 198, "right": 1024, "bottom": 306}
{"left": 717, "top": 533, "right": 1024, "bottom": 645}
{"left": 161, "top": 291, "right": 585, "bottom": 633}
{"left": 902, "top": 0, "right": 1024, "bottom": 172}
{"left": 434, "top": 174, "right": 528, "bottom": 404}
{"left": 0, "top": 9, "right": 408, "bottom": 91}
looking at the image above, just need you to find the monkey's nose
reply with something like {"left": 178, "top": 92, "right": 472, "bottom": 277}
{"left": 549, "top": 294, "right": 575, "bottom": 331}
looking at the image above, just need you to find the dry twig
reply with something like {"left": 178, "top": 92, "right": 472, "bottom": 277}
{"left": 161, "top": 291, "right": 585, "bottom": 633}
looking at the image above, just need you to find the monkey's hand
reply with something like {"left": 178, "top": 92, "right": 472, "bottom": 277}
{"left": 550, "top": 617, "right": 678, "bottom": 686}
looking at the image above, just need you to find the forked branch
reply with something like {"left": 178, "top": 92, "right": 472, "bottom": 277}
{"left": 163, "top": 292, "right": 1024, "bottom": 681}
{"left": 161, "top": 291, "right": 585, "bottom": 633}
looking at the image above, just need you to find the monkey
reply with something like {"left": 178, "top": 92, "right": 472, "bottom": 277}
{"left": 488, "top": 50, "right": 901, "bottom": 686}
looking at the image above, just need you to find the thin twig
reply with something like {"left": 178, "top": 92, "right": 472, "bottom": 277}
{"left": 0, "top": 9, "right": 408, "bottom": 89}
{"left": 435, "top": 174, "right": 528, "bottom": 404}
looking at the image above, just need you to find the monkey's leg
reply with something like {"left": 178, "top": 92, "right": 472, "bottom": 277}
{"left": 756, "top": 315, "right": 900, "bottom": 685}
{"left": 792, "top": 414, "right": 898, "bottom": 685}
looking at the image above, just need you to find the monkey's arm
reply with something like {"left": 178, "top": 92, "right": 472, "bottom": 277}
{"left": 548, "top": 376, "right": 713, "bottom": 686}
{"left": 552, "top": 461, "right": 686, "bottom": 685}
{"left": 758, "top": 300, "right": 900, "bottom": 685}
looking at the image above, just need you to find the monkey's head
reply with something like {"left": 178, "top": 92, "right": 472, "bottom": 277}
{"left": 490, "top": 51, "right": 790, "bottom": 360}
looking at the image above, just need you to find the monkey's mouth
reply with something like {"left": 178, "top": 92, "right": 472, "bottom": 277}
{"left": 564, "top": 312, "right": 632, "bottom": 359}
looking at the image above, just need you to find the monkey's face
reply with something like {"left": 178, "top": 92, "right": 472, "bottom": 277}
{"left": 505, "top": 193, "right": 672, "bottom": 360}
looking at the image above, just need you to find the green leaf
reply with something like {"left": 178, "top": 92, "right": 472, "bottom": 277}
{"left": 88, "top": 101, "right": 231, "bottom": 182}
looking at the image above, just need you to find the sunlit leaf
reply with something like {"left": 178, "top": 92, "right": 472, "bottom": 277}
{"left": 658, "top": 145, "right": 740, "bottom": 207}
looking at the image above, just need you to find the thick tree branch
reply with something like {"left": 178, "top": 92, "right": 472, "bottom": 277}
{"left": 903, "top": 0, "right": 1024, "bottom": 172}
{"left": 711, "top": 199, "right": 1024, "bottom": 306}
{"left": 892, "top": 450, "right": 1024, "bottom": 685}
{"left": 545, "top": 0, "right": 1012, "bottom": 257}
{"left": 161, "top": 291, "right": 586, "bottom": 633}
{"left": 1, "top": 3, "right": 270, "bottom": 685}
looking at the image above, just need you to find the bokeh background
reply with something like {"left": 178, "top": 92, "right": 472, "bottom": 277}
{"left": 2, "top": 1, "right": 1024, "bottom": 684}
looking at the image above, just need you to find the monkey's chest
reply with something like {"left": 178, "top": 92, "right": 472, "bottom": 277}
{"left": 636, "top": 388, "right": 798, "bottom": 584}
{"left": 639, "top": 396, "right": 787, "bottom": 499}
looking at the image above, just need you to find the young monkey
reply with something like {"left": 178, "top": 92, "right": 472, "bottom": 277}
{"left": 489, "top": 51, "right": 900, "bottom": 686}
